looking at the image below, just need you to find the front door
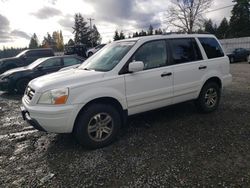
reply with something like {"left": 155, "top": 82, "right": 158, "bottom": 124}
{"left": 124, "top": 40, "right": 173, "bottom": 115}
{"left": 33, "top": 58, "right": 62, "bottom": 79}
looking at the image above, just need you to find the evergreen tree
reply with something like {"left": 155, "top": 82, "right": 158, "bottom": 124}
{"left": 216, "top": 18, "right": 229, "bottom": 39}
{"left": 204, "top": 19, "right": 217, "bottom": 34}
{"left": 73, "top": 13, "right": 91, "bottom": 46}
{"left": 148, "top": 25, "right": 153, "bottom": 35}
{"left": 67, "top": 39, "right": 75, "bottom": 46}
{"left": 139, "top": 30, "right": 147, "bottom": 36}
{"left": 229, "top": 0, "right": 250, "bottom": 37}
{"left": 157, "top": 28, "right": 163, "bottom": 35}
{"left": 132, "top": 32, "right": 139, "bottom": 38}
{"left": 42, "top": 33, "right": 54, "bottom": 48}
{"left": 113, "top": 30, "right": 120, "bottom": 41}
{"left": 29, "top": 33, "right": 39, "bottom": 49}
{"left": 91, "top": 24, "right": 102, "bottom": 46}
{"left": 119, "top": 31, "right": 125, "bottom": 40}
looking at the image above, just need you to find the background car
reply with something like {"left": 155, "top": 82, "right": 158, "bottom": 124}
{"left": 0, "top": 48, "right": 54, "bottom": 74}
{"left": 227, "top": 48, "right": 250, "bottom": 63}
{"left": 64, "top": 44, "right": 87, "bottom": 58}
{"left": 86, "top": 44, "right": 106, "bottom": 57}
{"left": 0, "top": 55, "right": 84, "bottom": 93}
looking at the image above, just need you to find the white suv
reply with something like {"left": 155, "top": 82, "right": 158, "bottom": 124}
{"left": 21, "top": 34, "right": 232, "bottom": 148}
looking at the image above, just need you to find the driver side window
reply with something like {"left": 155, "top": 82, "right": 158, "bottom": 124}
{"left": 132, "top": 40, "right": 167, "bottom": 70}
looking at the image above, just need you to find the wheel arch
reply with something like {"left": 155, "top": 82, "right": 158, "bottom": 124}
{"left": 73, "top": 97, "right": 128, "bottom": 132}
{"left": 203, "top": 77, "right": 222, "bottom": 89}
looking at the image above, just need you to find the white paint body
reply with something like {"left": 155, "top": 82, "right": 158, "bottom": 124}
{"left": 22, "top": 34, "right": 232, "bottom": 133}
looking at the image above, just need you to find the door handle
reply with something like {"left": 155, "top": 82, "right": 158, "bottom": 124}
{"left": 161, "top": 72, "right": 172, "bottom": 77}
{"left": 199, "top": 65, "right": 207, "bottom": 70}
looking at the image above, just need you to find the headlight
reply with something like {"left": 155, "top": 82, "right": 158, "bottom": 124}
{"left": 38, "top": 88, "right": 69, "bottom": 105}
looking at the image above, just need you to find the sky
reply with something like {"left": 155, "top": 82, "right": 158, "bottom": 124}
{"left": 0, "top": 0, "right": 234, "bottom": 49}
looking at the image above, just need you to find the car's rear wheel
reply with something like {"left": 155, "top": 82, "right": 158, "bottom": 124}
{"left": 16, "top": 78, "right": 29, "bottom": 94}
{"left": 195, "top": 82, "right": 221, "bottom": 113}
{"left": 230, "top": 56, "right": 234, "bottom": 63}
{"left": 246, "top": 55, "right": 250, "bottom": 63}
{"left": 74, "top": 103, "right": 121, "bottom": 149}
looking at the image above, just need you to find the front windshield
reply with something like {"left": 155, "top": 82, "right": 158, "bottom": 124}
{"left": 26, "top": 58, "right": 47, "bottom": 69}
{"left": 79, "top": 41, "right": 135, "bottom": 72}
{"left": 16, "top": 50, "right": 27, "bottom": 58}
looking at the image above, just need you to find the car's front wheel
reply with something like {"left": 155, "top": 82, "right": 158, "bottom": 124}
{"left": 16, "top": 78, "right": 30, "bottom": 94}
{"left": 195, "top": 82, "right": 221, "bottom": 113}
{"left": 74, "top": 103, "right": 121, "bottom": 149}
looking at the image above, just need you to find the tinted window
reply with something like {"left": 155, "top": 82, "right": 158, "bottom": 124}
{"left": 132, "top": 40, "right": 167, "bottom": 70}
{"left": 198, "top": 37, "right": 224, "bottom": 59}
{"left": 169, "top": 38, "right": 202, "bottom": 64}
{"left": 41, "top": 58, "right": 61, "bottom": 68}
{"left": 26, "top": 51, "right": 39, "bottom": 57}
{"left": 63, "top": 57, "right": 82, "bottom": 66}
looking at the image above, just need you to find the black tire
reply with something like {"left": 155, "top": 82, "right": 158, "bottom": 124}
{"left": 16, "top": 78, "right": 29, "bottom": 94}
{"left": 74, "top": 103, "right": 121, "bottom": 149}
{"left": 195, "top": 82, "right": 221, "bottom": 113}
{"left": 230, "top": 57, "right": 234, "bottom": 63}
{"left": 88, "top": 52, "right": 93, "bottom": 57}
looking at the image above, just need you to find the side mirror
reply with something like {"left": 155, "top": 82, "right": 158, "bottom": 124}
{"left": 128, "top": 61, "right": 144, "bottom": 73}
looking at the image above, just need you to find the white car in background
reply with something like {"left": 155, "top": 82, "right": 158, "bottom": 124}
{"left": 86, "top": 44, "right": 106, "bottom": 57}
{"left": 21, "top": 34, "right": 232, "bottom": 149}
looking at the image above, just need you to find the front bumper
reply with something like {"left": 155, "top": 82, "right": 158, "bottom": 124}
{"left": 21, "top": 106, "right": 46, "bottom": 132}
{"left": 21, "top": 97, "right": 82, "bottom": 133}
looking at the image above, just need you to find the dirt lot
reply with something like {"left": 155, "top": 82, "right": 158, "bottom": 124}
{"left": 0, "top": 62, "right": 250, "bottom": 187}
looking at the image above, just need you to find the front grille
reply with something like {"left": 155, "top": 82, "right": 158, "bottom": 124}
{"left": 25, "top": 86, "right": 35, "bottom": 101}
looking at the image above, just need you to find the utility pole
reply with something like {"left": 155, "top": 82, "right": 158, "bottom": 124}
{"left": 88, "top": 18, "right": 95, "bottom": 47}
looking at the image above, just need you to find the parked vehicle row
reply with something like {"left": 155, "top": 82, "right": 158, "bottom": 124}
{"left": 0, "top": 55, "right": 84, "bottom": 93}
{"left": 0, "top": 48, "right": 54, "bottom": 74}
{"left": 20, "top": 34, "right": 232, "bottom": 149}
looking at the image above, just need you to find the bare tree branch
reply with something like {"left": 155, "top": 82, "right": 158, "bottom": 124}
{"left": 166, "top": 0, "right": 213, "bottom": 33}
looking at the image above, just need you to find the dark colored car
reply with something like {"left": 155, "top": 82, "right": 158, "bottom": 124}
{"left": 0, "top": 55, "right": 84, "bottom": 93}
{"left": 227, "top": 48, "right": 250, "bottom": 63}
{"left": 0, "top": 48, "right": 55, "bottom": 74}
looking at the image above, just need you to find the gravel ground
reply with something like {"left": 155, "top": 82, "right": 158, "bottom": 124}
{"left": 0, "top": 62, "right": 250, "bottom": 187}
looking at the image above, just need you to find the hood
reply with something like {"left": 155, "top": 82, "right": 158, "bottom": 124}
{"left": 1, "top": 66, "right": 27, "bottom": 76}
{"left": 29, "top": 68, "right": 105, "bottom": 92}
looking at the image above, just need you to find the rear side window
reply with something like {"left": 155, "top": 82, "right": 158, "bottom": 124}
{"left": 198, "top": 38, "right": 224, "bottom": 59}
{"left": 169, "top": 38, "right": 202, "bottom": 64}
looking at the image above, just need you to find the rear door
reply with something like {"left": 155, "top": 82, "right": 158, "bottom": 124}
{"left": 124, "top": 40, "right": 173, "bottom": 115}
{"left": 169, "top": 38, "right": 204, "bottom": 104}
